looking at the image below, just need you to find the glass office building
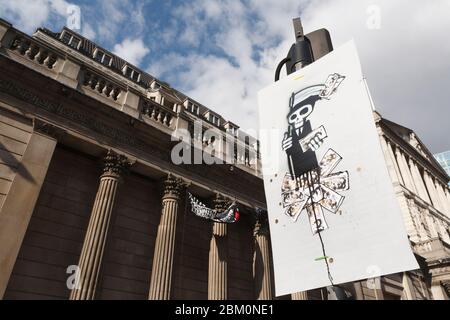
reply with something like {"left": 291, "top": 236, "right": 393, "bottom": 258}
{"left": 434, "top": 151, "right": 450, "bottom": 185}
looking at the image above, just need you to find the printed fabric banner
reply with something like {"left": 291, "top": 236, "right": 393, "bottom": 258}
{"left": 258, "top": 40, "right": 419, "bottom": 296}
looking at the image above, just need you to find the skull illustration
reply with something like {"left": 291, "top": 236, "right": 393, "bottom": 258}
{"left": 288, "top": 91, "right": 322, "bottom": 130}
{"left": 288, "top": 104, "right": 314, "bottom": 130}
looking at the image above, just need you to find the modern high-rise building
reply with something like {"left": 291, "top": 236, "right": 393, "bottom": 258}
{"left": 0, "top": 19, "right": 449, "bottom": 300}
{"left": 435, "top": 151, "right": 450, "bottom": 186}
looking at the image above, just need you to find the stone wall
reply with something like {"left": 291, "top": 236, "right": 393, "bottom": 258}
{"left": 4, "top": 146, "right": 98, "bottom": 299}
{"left": 0, "top": 108, "right": 32, "bottom": 210}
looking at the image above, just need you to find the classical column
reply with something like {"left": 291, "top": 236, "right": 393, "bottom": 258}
{"left": 402, "top": 154, "right": 417, "bottom": 194}
{"left": 402, "top": 273, "right": 416, "bottom": 300}
{"left": 409, "top": 159, "right": 431, "bottom": 203}
{"left": 435, "top": 182, "right": 450, "bottom": 215}
{"left": 431, "top": 283, "right": 448, "bottom": 300}
{"left": 424, "top": 173, "right": 443, "bottom": 212}
{"left": 352, "top": 282, "right": 365, "bottom": 300}
{"left": 148, "top": 175, "right": 183, "bottom": 300}
{"left": 442, "top": 186, "right": 450, "bottom": 215}
{"left": 446, "top": 188, "right": 450, "bottom": 208}
{"left": 425, "top": 215, "right": 439, "bottom": 238}
{"left": 208, "top": 194, "right": 229, "bottom": 300}
{"left": 381, "top": 138, "right": 402, "bottom": 185}
{"left": 396, "top": 149, "right": 416, "bottom": 193}
{"left": 436, "top": 219, "right": 450, "bottom": 243}
{"left": 253, "top": 211, "right": 273, "bottom": 300}
{"left": 291, "top": 292, "right": 308, "bottom": 300}
{"left": 70, "top": 151, "right": 130, "bottom": 300}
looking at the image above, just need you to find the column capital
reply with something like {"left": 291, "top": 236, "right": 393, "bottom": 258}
{"left": 254, "top": 209, "right": 270, "bottom": 237}
{"left": 163, "top": 174, "right": 184, "bottom": 199}
{"left": 102, "top": 150, "right": 131, "bottom": 178}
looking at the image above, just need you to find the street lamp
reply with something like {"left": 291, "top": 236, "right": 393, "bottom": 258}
{"left": 275, "top": 18, "right": 333, "bottom": 81}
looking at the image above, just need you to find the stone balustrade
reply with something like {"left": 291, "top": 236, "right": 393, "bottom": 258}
{"left": 10, "top": 35, "right": 59, "bottom": 69}
{"left": 414, "top": 237, "right": 450, "bottom": 259}
{"left": 82, "top": 69, "right": 122, "bottom": 102}
{"left": 415, "top": 238, "right": 437, "bottom": 254}
{"left": 141, "top": 98, "right": 175, "bottom": 128}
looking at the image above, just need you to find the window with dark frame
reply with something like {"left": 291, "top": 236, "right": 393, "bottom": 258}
{"left": 187, "top": 102, "right": 199, "bottom": 115}
{"left": 94, "top": 49, "right": 112, "bottom": 66}
{"left": 69, "top": 37, "right": 80, "bottom": 49}
{"left": 123, "top": 66, "right": 140, "bottom": 82}
{"left": 61, "top": 32, "right": 71, "bottom": 44}
{"left": 60, "top": 31, "right": 81, "bottom": 50}
{"left": 210, "top": 115, "right": 220, "bottom": 126}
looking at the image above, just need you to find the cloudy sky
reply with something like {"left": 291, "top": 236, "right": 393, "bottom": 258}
{"left": 1, "top": 0, "right": 449, "bottom": 153}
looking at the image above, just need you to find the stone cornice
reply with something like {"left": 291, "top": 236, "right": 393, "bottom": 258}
{"left": 33, "top": 118, "right": 65, "bottom": 140}
{"left": 0, "top": 77, "right": 150, "bottom": 151}
{"left": 399, "top": 185, "right": 450, "bottom": 224}
{"left": 0, "top": 64, "right": 266, "bottom": 210}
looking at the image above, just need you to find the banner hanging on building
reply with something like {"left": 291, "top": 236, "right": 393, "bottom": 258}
{"left": 258, "top": 40, "right": 419, "bottom": 296}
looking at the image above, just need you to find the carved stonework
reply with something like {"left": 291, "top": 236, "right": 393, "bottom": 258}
{"left": 430, "top": 265, "right": 450, "bottom": 278}
{"left": 0, "top": 78, "right": 149, "bottom": 151}
{"left": 254, "top": 209, "right": 270, "bottom": 237}
{"left": 442, "top": 281, "right": 450, "bottom": 297}
{"left": 102, "top": 150, "right": 131, "bottom": 178}
{"left": 410, "top": 133, "right": 429, "bottom": 159}
{"left": 163, "top": 174, "right": 184, "bottom": 199}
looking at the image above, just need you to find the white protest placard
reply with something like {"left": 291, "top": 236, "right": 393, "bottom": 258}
{"left": 258, "top": 40, "right": 419, "bottom": 296}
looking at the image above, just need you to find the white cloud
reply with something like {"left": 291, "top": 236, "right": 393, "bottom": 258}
{"left": 82, "top": 22, "right": 96, "bottom": 40}
{"left": 95, "top": 0, "right": 147, "bottom": 44}
{"left": 303, "top": 0, "right": 450, "bottom": 153}
{"left": 113, "top": 38, "right": 150, "bottom": 66}
{"left": 0, "top": 0, "right": 53, "bottom": 32}
{"left": 149, "top": 0, "right": 450, "bottom": 153}
{"left": 0, "top": 0, "right": 95, "bottom": 38}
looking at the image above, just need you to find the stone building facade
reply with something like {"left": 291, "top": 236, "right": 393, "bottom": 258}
{"left": 0, "top": 20, "right": 448, "bottom": 300}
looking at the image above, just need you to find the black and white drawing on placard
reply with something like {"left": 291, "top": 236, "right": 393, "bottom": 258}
{"left": 281, "top": 73, "right": 350, "bottom": 234}
{"left": 258, "top": 41, "right": 420, "bottom": 296}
